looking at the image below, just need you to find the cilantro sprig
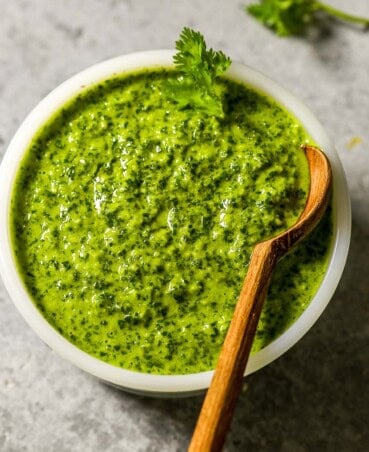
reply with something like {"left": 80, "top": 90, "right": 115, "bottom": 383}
{"left": 165, "top": 27, "right": 231, "bottom": 118}
{"left": 247, "top": 0, "right": 369, "bottom": 37}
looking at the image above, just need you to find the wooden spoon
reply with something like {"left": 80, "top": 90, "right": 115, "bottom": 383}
{"left": 188, "top": 145, "right": 332, "bottom": 452}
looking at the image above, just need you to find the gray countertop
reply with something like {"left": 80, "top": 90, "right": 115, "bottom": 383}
{"left": 1, "top": 1, "right": 368, "bottom": 450}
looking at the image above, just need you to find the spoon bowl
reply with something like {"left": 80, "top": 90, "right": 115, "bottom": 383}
{"left": 189, "top": 145, "right": 332, "bottom": 451}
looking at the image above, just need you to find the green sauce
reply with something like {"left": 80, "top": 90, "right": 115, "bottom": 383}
{"left": 10, "top": 69, "right": 332, "bottom": 375}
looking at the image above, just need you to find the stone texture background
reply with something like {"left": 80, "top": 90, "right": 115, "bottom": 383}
{"left": 0, "top": 1, "right": 368, "bottom": 450}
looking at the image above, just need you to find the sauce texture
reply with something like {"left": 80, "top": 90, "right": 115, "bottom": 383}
{"left": 11, "top": 70, "right": 332, "bottom": 374}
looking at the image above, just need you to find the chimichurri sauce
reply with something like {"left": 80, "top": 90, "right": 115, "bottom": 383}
{"left": 11, "top": 70, "right": 332, "bottom": 374}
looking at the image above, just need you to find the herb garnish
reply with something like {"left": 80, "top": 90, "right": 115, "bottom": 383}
{"left": 165, "top": 27, "right": 231, "bottom": 118}
{"left": 247, "top": 0, "right": 369, "bottom": 37}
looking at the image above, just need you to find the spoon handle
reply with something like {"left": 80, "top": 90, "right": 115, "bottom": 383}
{"left": 188, "top": 240, "right": 278, "bottom": 452}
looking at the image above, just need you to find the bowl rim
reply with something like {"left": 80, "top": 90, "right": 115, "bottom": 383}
{"left": 0, "top": 50, "right": 351, "bottom": 396}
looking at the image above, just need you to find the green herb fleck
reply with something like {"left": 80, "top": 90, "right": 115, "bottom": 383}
{"left": 165, "top": 27, "right": 231, "bottom": 118}
{"left": 247, "top": 0, "right": 369, "bottom": 37}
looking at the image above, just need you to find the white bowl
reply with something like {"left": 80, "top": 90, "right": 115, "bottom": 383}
{"left": 0, "top": 50, "right": 351, "bottom": 396}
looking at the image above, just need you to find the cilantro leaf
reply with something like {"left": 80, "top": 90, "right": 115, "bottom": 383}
{"left": 247, "top": 0, "right": 369, "bottom": 37}
{"left": 165, "top": 28, "right": 231, "bottom": 118}
{"left": 247, "top": 0, "right": 315, "bottom": 36}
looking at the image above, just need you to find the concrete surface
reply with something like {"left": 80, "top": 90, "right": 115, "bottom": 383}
{"left": 0, "top": 0, "right": 368, "bottom": 450}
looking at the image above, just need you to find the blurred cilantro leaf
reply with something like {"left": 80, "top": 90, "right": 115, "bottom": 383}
{"left": 247, "top": 0, "right": 369, "bottom": 37}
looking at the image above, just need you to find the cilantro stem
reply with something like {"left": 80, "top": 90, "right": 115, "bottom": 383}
{"left": 316, "top": 2, "right": 369, "bottom": 27}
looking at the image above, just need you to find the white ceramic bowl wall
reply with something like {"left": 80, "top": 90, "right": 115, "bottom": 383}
{"left": 0, "top": 50, "right": 351, "bottom": 396}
